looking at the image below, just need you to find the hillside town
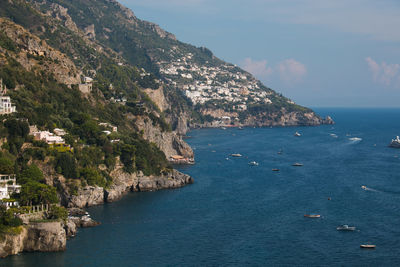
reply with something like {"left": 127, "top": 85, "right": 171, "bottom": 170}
{"left": 158, "top": 53, "right": 276, "bottom": 110}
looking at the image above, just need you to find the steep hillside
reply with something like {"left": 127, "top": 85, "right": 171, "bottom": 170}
{"left": 0, "top": 12, "right": 193, "bottom": 207}
{"left": 2, "top": 0, "right": 333, "bottom": 130}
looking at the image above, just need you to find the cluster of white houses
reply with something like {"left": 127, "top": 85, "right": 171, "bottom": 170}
{"left": 158, "top": 53, "right": 276, "bottom": 109}
{"left": 0, "top": 174, "right": 21, "bottom": 208}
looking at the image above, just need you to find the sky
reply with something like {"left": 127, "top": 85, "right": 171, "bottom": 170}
{"left": 118, "top": 0, "right": 400, "bottom": 107}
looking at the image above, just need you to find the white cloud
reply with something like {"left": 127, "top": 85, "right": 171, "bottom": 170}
{"left": 242, "top": 58, "right": 273, "bottom": 78}
{"left": 366, "top": 57, "right": 400, "bottom": 86}
{"left": 241, "top": 58, "right": 307, "bottom": 85}
{"left": 276, "top": 59, "right": 307, "bottom": 85}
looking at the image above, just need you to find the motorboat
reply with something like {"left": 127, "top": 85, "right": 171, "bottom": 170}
{"left": 249, "top": 161, "right": 259, "bottom": 166}
{"left": 337, "top": 225, "right": 356, "bottom": 231}
{"left": 389, "top": 136, "right": 400, "bottom": 148}
{"left": 294, "top": 131, "right": 301, "bottom": 137}
{"left": 231, "top": 153, "right": 242, "bottom": 157}
{"left": 360, "top": 244, "right": 376, "bottom": 249}
{"left": 292, "top": 163, "right": 303, "bottom": 167}
{"left": 238, "top": 127, "right": 244, "bottom": 130}
{"left": 304, "top": 214, "right": 321, "bottom": 218}
{"left": 361, "top": 185, "right": 367, "bottom": 190}
{"left": 272, "top": 168, "right": 280, "bottom": 172}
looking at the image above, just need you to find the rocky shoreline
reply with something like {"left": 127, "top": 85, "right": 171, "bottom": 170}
{"left": 0, "top": 169, "right": 193, "bottom": 258}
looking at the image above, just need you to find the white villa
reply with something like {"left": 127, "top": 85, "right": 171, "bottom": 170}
{"left": 0, "top": 174, "right": 21, "bottom": 208}
{"left": 0, "top": 79, "right": 17, "bottom": 115}
{"left": 32, "top": 130, "right": 65, "bottom": 144}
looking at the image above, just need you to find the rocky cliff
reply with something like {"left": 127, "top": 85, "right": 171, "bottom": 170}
{"left": 64, "top": 166, "right": 193, "bottom": 208}
{"left": 0, "top": 222, "right": 66, "bottom": 258}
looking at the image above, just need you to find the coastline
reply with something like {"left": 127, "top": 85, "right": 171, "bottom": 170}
{"left": 0, "top": 169, "right": 194, "bottom": 258}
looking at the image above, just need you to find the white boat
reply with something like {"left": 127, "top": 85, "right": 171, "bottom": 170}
{"left": 294, "top": 131, "right": 301, "bottom": 137}
{"left": 292, "top": 163, "right": 303, "bottom": 167}
{"left": 231, "top": 153, "right": 242, "bottom": 157}
{"left": 349, "top": 137, "right": 362, "bottom": 141}
{"left": 304, "top": 214, "right": 321, "bottom": 218}
{"left": 337, "top": 225, "right": 356, "bottom": 231}
{"left": 360, "top": 244, "right": 376, "bottom": 249}
{"left": 389, "top": 136, "right": 400, "bottom": 148}
{"left": 248, "top": 161, "right": 259, "bottom": 166}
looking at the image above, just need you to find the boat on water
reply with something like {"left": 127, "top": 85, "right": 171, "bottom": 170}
{"left": 349, "top": 137, "right": 362, "bottom": 141}
{"left": 272, "top": 168, "right": 280, "bottom": 172}
{"left": 337, "top": 225, "right": 356, "bottom": 231}
{"left": 361, "top": 185, "right": 367, "bottom": 190}
{"left": 231, "top": 153, "right": 242, "bottom": 157}
{"left": 221, "top": 127, "right": 227, "bottom": 130}
{"left": 360, "top": 244, "right": 376, "bottom": 249}
{"left": 292, "top": 163, "right": 303, "bottom": 167}
{"left": 238, "top": 126, "right": 244, "bottom": 130}
{"left": 304, "top": 214, "right": 321, "bottom": 218}
{"left": 389, "top": 136, "right": 400, "bottom": 148}
{"left": 249, "top": 161, "right": 259, "bottom": 166}
{"left": 294, "top": 131, "right": 301, "bottom": 137}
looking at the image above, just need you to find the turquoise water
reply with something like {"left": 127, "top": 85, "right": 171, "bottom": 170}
{"left": 2, "top": 108, "right": 400, "bottom": 266}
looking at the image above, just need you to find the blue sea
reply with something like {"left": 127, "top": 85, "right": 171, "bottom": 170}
{"left": 2, "top": 108, "right": 400, "bottom": 266}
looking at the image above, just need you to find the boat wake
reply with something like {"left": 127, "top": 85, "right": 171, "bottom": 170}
{"left": 361, "top": 185, "right": 379, "bottom": 192}
{"left": 361, "top": 185, "right": 400, "bottom": 196}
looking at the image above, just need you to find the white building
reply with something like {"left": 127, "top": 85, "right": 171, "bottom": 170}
{"left": 0, "top": 79, "right": 17, "bottom": 115}
{"left": 33, "top": 131, "right": 65, "bottom": 144}
{"left": 53, "top": 128, "right": 66, "bottom": 136}
{"left": 0, "top": 96, "right": 17, "bottom": 115}
{"left": 0, "top": 174, "right": 21, "bottom": 208}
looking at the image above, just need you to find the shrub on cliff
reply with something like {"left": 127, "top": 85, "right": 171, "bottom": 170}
{"left": 79, "top": 167, "right": 106, "bottom": 187}
{"left": 48, "top": 206, "right": 68, "bottom": 221}
{"left": 0, "top": 206, "right": 22, "bottom": 228}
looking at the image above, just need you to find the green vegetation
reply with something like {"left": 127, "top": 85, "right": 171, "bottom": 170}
{"left": 48, "top": 205, "right": 68, "bottom": 221}
{"left": 0, "top": 206, "right": 22, "bottom": 235}
{"left": 19, "top": 181, "right": 58, "bottom": 206}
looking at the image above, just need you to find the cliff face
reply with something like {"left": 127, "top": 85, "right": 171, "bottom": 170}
{"left": 23, "top": 222, "right": 66, "bottom": 252}
{"left": 0, "top": 222, "right": 66, "bottom": 258}
{"left": 62, "top": 164, "right": 193, "bottom": 208}
{"left": 135, "top": 116, "right": 194, "bottom": 159}
{"left": 0, "top": 227, "right": 27, "bottom": 258}
{"left": 0, "top": 18, "right": 81, "bottom": 86}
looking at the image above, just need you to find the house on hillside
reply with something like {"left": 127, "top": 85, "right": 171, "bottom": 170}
{"left": 0, "top": 174, "right": 21, "bottom": 209}
{"left": 32, "top": 130, "right": 65, "bottom": 144}
{"left": 0, "top": 79, "right": 17, "bottom": 115}
{"left": 78, "top": 76, "right": 93, "bottom": 94}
